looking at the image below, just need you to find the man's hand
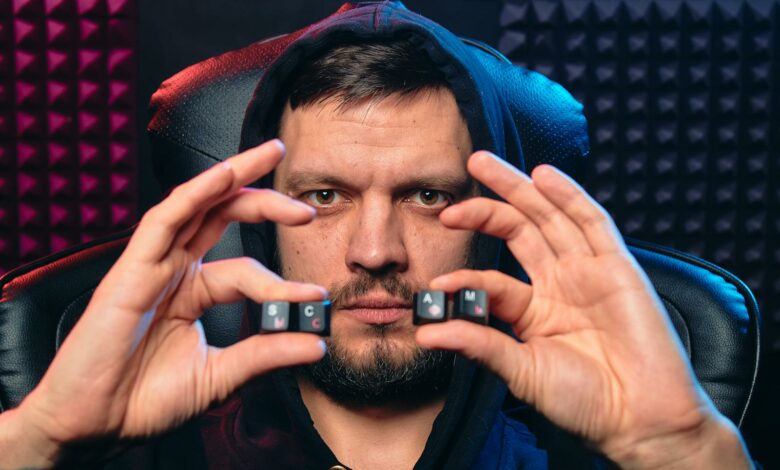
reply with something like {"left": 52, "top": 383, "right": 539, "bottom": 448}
{"left": 416, "top": 151, "right": 753, "bottom": 468}
{"left": 0, "top": 140, "right": 328, "bottom": 468}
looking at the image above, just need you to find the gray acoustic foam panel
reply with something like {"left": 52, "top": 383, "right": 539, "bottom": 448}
{"left": 499, "top": 0, "right": 778, "bottom": 352}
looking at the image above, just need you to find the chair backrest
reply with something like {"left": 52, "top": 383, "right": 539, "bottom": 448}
{"left": 0, "top": 231, "right": 760, "bottom": 425}
{"left": 0, "top": 34, "right": 760, "bottom": 427}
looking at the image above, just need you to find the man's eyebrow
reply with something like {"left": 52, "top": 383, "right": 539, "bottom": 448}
{"left": 396, "top": 175, "right": 476, "bottom": 197}
{"left": 279, "top": 171, "right": 476, "bottom": 195}
{"left": 280, "top": 172, "right": 352, "bottom": 192}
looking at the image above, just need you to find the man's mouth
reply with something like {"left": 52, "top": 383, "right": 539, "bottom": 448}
{"left": 339, "top": 295, "right": 413, "bottom": 324}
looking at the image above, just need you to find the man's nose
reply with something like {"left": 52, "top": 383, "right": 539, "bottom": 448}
{"left": 345, "top": 198, "right": 408, "bottom": 275}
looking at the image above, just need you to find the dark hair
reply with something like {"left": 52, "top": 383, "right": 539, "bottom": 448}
{"left": 282, "top": 35, "right": 451, "bottom": 114}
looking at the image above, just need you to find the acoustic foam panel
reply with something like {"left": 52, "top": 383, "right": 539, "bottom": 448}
{"left": 499, "top": 0, "right": 779, "bottom": 351}
{"left": 0, "top": 0, "right": 137, "bottom": 274}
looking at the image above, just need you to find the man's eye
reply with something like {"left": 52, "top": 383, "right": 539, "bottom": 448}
{"left": 304, "top": 190, "right": 341, "bottom": 206}
{"left": 410, "top": 190, "right": 452, "bottom": 208}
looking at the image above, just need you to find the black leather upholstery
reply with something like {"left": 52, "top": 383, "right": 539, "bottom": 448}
{"left": 0, "top": 33, "right": 760, "bottom": 430}
{"left": 0, "top": 233, "right": 760, "bottom": 426}
{"left": 0, "top": 230, "right": 131, "bottom": 412}
{"left": 627, "top": 239, "right": 760, "bottom": 426}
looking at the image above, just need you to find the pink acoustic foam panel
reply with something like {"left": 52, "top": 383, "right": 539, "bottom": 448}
{"left": 0, "top": 0, "right": 138, "bottom": 274}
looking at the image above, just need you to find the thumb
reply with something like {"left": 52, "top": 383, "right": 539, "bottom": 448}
{"left": 416, "top": 320, "right": 533, "bottom": 401}
{"left": 206, "top": 333, "right": 326, "bottom": 401}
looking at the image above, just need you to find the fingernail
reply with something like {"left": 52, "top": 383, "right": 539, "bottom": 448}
{"left": 317, "top": 339, "right": 327, "bottom": 354}
{"left": 272, "top": 138, "right": 286, "bottom": 155}
{"left": 219, "top": 161, "right": 232, "bottom": 171}
{"left": 302, "top": 202, "right": 317, "bottom": 215}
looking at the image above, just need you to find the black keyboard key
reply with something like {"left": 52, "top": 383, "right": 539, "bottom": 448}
{"left": 296, "top": 301, "right": 331, "bottom": 336}
{"left": 453, "top": 289, "right": 488, "bottom": 324}
{"left": 413, "top": 290, "right": 447, "bottom": 325}
{"left": 260, "top": 301, "right": 291, "bottom": 332}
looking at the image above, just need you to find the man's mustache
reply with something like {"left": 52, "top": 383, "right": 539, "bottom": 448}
{"left": 328, "top": 273, "right": 417, "bottom": 309}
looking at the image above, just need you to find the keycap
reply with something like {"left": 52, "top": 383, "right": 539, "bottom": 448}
{"left": 259, "top": 300, "right": 331, "bottom": 336}
{"left": 296, "top": 301, "right": 331, "bottom": 336}
{"left": 452, "top": 289, "right": 489, "bottom": 324}
{"left": 413, "top": 290, "right": 447, "bottom": 325}
{"left": 260, "top": 301, "right": 291, "bottom": 332}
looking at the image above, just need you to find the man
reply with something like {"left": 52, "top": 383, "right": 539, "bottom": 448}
{"left": 0, "top": 2, "right": 755, "bottom": 468}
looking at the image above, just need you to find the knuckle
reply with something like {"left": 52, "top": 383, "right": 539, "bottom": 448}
{"left": 140, "top": 206, "right": 165, "bottom": 227}
{"left": 504, "top": 212, "right": 529, "bottom": 241}
{"left": 480, "top": 331, "right": 506, "bottom": 366}
{"left": 169, "top": 182, "right": 189, "bottom": 199}
{"left": 581, "top": 207, "right": 609, "bottom": 228}
{"left": 212, "top": 207, "right": 230, "bottom": 225}
{"left": 506, "top": 345, "right": 530, "bottom": 396}
{"left": 540, "top": 208, "right": 564, "bottom": 227}
{"left": 237, "top": 256, "right": 263, "bottom": 271}
{"left": 486, "top": 269, "right": 504, "bottom": 281}
{"left": 139, "top": 207, "right": 157, "bottom": 224}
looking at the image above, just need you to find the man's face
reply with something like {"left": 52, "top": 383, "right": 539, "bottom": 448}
{"left": 274, "top": 89, "right": 475, "bottom": 404}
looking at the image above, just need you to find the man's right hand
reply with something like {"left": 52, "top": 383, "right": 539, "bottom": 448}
{"left": 0, "top": 139, "right": 328, "bottom": 468}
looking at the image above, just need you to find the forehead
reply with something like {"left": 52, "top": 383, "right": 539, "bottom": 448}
{"left": 274, "top": 89, "right": 473, "bottom": 188}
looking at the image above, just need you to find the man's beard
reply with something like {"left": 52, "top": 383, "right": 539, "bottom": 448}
{"left": 297, "top": 272, "right": 455, "bottom": 408}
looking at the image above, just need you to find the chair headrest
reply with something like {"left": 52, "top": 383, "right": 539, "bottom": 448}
{"left": 147, "top": 34, "right": 589, "bottom": 193}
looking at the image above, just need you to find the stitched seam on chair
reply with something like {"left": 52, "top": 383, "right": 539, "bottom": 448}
{"left": 0, "top": 284, "right": 98, "bottom": 412}
{"left": 627, "top": 238, "right": 760, "bottom": 326}
{"left": 0, "top": 230, "right": 133, "bottom": 288}
{"left": 656, "top": 293, "right": 693, "bottom": 360}
{"left": 146, "top": 129, "right": 226, "bottom": 164}
{"left": 658, "top": 286, "right": 750, "bottom": 427}
{"left": 55, "top": 287, "right": 98, "bottom": 349}
{"left": 627, "top": 239, "right": 760, "bottom": 427}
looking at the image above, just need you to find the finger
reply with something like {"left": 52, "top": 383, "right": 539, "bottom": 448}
{"left": 467, "top": 151, "right": 593, "bottom": 257}
{"left": 207, "top": 334, "right": 326, "bottom": 401}
{"left": 440, "top": 197, "right": 554, "bottom": 276}
{"left": 195, "top": 257, "right": 327, "bottom": 312}
{"left": 185, "top": 188, "right": 315, "bottom": 258}
{"left": 416, "top": 320, "right": 534, "bottom": 403}
{"left": 125, "top": 140, "right": 285, "bottom": 263}
{"left": 125, "top": 161, "right": 235, "bottom": 263}
{"left": 429, "top": 269, "right": 534, "bottom": 330}
{"left": 531, "top": 165, "right": 626, "bottom": 255}
{"left": 163, "top": 140, "right": 289, "bottom": 252}
{"left": 222, "top": 139, "right": 286, "bottom": 190}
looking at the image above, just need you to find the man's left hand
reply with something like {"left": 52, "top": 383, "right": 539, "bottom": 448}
{"left": 416, "top": 151, "right": 753, "bottom": 469}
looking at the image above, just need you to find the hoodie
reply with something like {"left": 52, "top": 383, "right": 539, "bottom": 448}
{"left": 139, "top": 1, "right": 593, "bottom": 469}
{"left": 197, "top": 2, "right": 592, "bottom": 469}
